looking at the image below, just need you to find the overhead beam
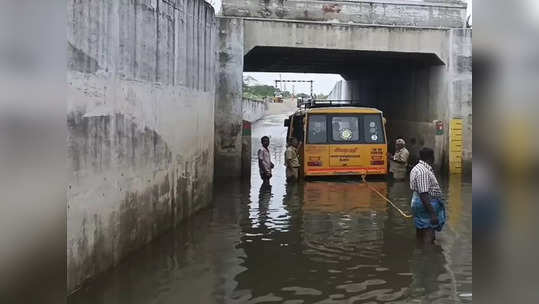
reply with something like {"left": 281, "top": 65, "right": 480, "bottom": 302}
{"left": 240, "top": 18, "right": 450, "bottom": 65}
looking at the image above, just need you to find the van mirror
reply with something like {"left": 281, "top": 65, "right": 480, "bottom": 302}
{"left": 284, "top": 119, "right": 290, "bottom": 127}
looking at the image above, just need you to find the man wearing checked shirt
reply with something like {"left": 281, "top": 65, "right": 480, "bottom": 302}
{"left": 409, "top": 147, "right": 446, "bottom": 244}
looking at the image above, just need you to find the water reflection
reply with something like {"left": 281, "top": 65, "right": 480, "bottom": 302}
{"left": 69, "top": 114, "right": 471, "bottom": 304}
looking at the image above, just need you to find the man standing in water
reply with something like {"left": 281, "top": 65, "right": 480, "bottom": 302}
{"left": 389, "top": 138, "right": 410, "bottom": 180}
{"left": 285, "top": 138, "right": 300, "bottom": 182}
{"left": 258, "top": 136, "right": 274, "bottom": 184}
{"left": 409, "top": 147, "right": 446, "bottom": 244}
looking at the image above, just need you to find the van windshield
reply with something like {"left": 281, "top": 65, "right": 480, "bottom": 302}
{"left": 307, "top": 113, "right": 385, "bottom": 144}
{"left": 332, "top": 116, "right": 360, "bottom": 142}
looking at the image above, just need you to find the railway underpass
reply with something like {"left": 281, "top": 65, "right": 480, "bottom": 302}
{"left": 66, "top": 0, "right": 472, "bottom": 298}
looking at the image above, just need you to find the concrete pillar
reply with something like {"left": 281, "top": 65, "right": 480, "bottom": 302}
{"left": 242, "top": 120, "right": 252, "bottom": 179}
{"left": 448, "top": 29, "right": 472, "bottom": 174}
{"left": 214, "top": 18, "right": 244, "bottom": 178}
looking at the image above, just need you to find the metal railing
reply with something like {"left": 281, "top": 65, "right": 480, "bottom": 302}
{"left": 298, "top": 99, "right": 364, "bottom": 109}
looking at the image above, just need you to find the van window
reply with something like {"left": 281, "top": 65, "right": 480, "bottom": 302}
{"left": 331, "top": 116, "right": 360, "bottom": 142}
{"left": 307, "top": 115, "right": 327, "bottom": 144}
{"left": 363, "top": 114, "right": 385, "bottom": 144}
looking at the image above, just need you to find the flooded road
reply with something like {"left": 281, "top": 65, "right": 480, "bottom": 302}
{"left": 69, "top": 114, "right": 472, "bottom": 304}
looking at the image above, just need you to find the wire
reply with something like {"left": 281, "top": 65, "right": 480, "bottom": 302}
{"left": 361, "top": 175, "right": 413, "bottom": 218}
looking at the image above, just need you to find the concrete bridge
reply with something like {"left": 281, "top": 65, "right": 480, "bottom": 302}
{"left": 215, "top": 0, "right": 471, "bottom": 176}
{"left": 67, "top": 0, "right": 471, "bottom": 293}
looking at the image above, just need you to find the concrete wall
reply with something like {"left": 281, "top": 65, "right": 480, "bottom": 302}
{"left": 328, "top": 80, "right": 346, "bottom": 100}
{"left": 242, "top": 98, "right": 267, "bottom": 122}
{"left": 448, "top": 28, "right": 472, "bottom": 173}
{"left": 215, "top": 17, "right": 245, "bottom": 178}
{"left": 222, "top": 0, "right": 467, "bottom": 28}
{"left": 67, "top": 0, "right": 217, "bottom": 293}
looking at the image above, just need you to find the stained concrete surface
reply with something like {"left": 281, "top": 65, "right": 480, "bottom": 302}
{"left": 241, "top": 19, "right": 451, "bottom": 65}
{"left": 222, "top": 0, "right": 467, "bottom": 28}
{"left": 67, "top": 0, "right": 217, "bottom": 292}
{"left": 214, "top": 17, "right": 245, "bottom": 178}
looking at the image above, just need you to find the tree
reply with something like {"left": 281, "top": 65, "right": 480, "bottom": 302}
{"left": 243, "top": 82, "right": 279, "bottom": 100}
{"left": 314, "top": 93, "right": 328, "bottom": 100}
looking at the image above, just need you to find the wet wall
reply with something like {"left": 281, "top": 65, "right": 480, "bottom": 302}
{"left": 67, "top": 0, "right": 217, "bottom": 293}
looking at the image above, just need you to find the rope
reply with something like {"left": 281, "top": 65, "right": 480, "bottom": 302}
{"left": 361, "top": 175, "right": 413, "bottom": 218}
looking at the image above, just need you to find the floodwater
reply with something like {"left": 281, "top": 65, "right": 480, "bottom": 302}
{"left": 69, "top": 114, "right": 472, "bottom": 304}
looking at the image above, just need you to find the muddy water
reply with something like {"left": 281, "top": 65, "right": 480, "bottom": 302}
{"left": 69, "top": 114, "right": 472, "bottom": 304}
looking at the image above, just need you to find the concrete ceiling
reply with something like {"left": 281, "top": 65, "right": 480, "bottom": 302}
{"left": 243, "top": 46, "right": 445, "bottom": 79}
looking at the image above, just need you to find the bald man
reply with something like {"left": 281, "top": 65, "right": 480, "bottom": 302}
{"left": 389, "top": 138, "right": 410, "bottom": 180}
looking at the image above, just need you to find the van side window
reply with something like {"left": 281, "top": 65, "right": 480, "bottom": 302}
{"left": 363, "top": 115, "right": 385, "bottom": 144}
{"left": 307, "top": 115, "right": 327, "bottom": 144}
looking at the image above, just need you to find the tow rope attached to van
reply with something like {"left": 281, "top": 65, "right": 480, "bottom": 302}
{"left": 361, "top": 175, "right": 413, "bottom": 218}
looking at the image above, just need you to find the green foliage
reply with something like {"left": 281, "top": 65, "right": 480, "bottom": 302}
{"left": 243, "top": 83, "right": 278, "bottom": 100}
{"left": 242, "top": 77, "right": 320, "bottom": 100}
{"left": 277, "top": 89, "right": 292, "bottom": 98}
{"left": 243, "top": 91, "right": 261, "bottom": 100}
{"left": 314, "top": 93, "right": 328, "bottom": 100}
{"left": 242, "top": 79, "right": 296, "bottom": 100}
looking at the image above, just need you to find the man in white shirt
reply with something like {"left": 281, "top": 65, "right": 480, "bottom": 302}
{"left": 257, "top": 136, "right": 274, "bottom": 184}
{"left": 409, "top": 147, "right": 446, "bottom": 244}
{"left": 285, "top": 138, "right": 300, "bottom": 182}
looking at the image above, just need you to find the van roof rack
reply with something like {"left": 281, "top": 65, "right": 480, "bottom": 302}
{"left": 299, "top": 99, "right": 363, "bottom": 109}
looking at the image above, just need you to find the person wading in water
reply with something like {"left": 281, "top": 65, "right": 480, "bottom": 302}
{"left": 409, "top": 147, "right": 446, "bottom": 244}
{"left": 285, "top": 138, "right": 300, "bottom": 183}
{"left": 389, "top": 138, "right": 410, "bottom": 180}
{"left": 257, "top": 136, "right": 274, "bottom": 185}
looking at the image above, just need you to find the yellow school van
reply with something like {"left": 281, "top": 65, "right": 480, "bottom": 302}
{"left": 285, "top": 100, "right": 388, "bottom": 177}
